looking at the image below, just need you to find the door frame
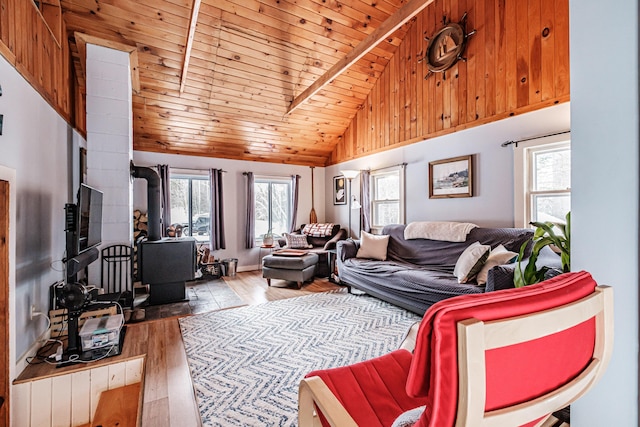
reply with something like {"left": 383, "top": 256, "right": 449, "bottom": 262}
{"left": 0, "top": 166, "right": 16, "bottom": 427}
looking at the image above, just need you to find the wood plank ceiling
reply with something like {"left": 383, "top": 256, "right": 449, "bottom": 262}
{"left": 60, "top": 0, "right": 419, "bottom": 166}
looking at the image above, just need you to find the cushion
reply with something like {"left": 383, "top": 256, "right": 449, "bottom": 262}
{"left": 306, "top": 349, "right": 429, "bottom": 427}
{"left": 302, "top": 223, "right": 336, "bottom": 237}
{"left": 283, "top": 232, "right": 313, "bottom": 249}
{"left": 356, "top": 231, "right": 390, "bottom": 261}
{"left": 476, "top": 244, "right": 518, "bottom": 285}
{"left": 453, "top": 242, "right": 491, "bottom": 283}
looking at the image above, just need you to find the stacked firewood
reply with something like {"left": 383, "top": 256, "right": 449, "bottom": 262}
{"left": 133, "top": 209, "right": 148, "bottom": 279}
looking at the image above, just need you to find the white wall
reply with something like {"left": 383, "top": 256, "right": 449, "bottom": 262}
{"left": 85, "top": 44, "right": 134, "bottom": 284}
{"left": 132, "top": 151, "right": 326, "bottom": 271}
{"left": 326, "top": 103, "right": 571, "bottom": 235}
{"left": 0, "top": 55, "right": 76, "bottom": 369}
{"left": 570, "top": 0, "right": 639, "bottom": 425}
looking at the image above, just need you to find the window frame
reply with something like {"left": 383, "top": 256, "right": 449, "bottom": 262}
{"left": 170, "top": 172, "right": 210, "bottom": 242}
{"left": 254, "top": 176, "right": 292, "bottom": 242}
{"left": 370, "top": 166, "right": 406, "bottom": 234}
{"left": 514, "top": 133, "right": 571, "bottom": 228}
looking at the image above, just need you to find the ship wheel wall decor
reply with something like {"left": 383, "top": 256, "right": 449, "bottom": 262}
{"left": 420, "top": 12, "right": 476, "bottom": 80}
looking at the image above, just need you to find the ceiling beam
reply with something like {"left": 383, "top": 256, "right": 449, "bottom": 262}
{"left": 180, "top": 0, "right": 202, "bottom": 94}
{"left": 286, "top": 0, "right": 434, "bottom": 115}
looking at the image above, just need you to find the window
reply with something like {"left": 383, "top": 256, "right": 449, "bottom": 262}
{"left": 370, "top": 167, "right": 405, "bottom": 233}
{"left": 255, "top": 177, "right": 292, "bottom": 240}
{"left": 170, "top": 175, "right": 210, "bottom": 243}
{"left": 514, "top": 134, "right": 571, "bottom": 227}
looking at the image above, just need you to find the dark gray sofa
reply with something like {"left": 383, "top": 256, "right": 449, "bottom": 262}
{"left": 336, "top": 224, "right": 561, "bottom": 315}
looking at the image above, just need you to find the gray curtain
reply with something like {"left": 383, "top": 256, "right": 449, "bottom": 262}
{"left": 157, "top": 164, "right": 171, "bottom": 237}
{"left": 245, "top": 172, "right": 255, "bottom": 249}
{"left": 360, "top": 169, "right": 371, "bottom": 233}
{"left": 209, "top": 168, "right": 226, "bottom": 250}
{"left": 290, "top": 174, "right": 300, "bottom": 232}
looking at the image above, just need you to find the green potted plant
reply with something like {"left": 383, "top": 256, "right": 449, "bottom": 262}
{"left": 514, "top": 211, "right": 570, "bottom": 288}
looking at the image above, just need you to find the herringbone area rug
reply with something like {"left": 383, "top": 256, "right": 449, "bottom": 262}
{"left": 179, "top": 291, "right": 421, "bottom": 426}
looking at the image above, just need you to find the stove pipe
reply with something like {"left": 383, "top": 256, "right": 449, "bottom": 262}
{"left": 131, "top": 162, "right": 162, "bottom": 241}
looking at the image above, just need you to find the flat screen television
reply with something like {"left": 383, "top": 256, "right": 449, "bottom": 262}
{"left": 76, "top": 183, "right": 103, "bottom": 254}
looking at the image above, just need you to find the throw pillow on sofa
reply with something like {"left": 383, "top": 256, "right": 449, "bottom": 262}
{"left": 283, "top": 232, "right": 313, "bottom": 249}
{"left": 475, "top": 244, "right": 518, "bottom": 285}
{"left": 454, "top": 241, "right": 491, "bottom": 283}
{"left": 356, "top": 231, "right": 390, "bottom": 261}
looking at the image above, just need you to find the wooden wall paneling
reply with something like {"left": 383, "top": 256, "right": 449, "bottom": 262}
{"left": 12, "top": 382, "right": 30, "bottom": 427}
{"left": 383, "top": 60, "right": 390, "bottom": 147}
{"left": 0, "top": 0, "right": 16, "bottom": 61}
{"left": 89, "top": 366, "right": 110, "bottom": 422}
{"left": 375, "top": 76, "right": 382, "bottom": 151}
{"left": 30, "top": 378, "right": 53, "bottom": 427}
{"left": 425, "top": 2, "right": 436, "bottom": 135}
{"left": 483, "top": 0, "right": 495, "bottom": 117}
{"left": 405, "top": 31, "right": 413, "bottom": 142}
{"left": 494, "top": 0, "right": 506, "bottom": 113}
{"left": 473, "top": 0, "right": 485, "bottom": 120}
{"left": 386, "top": 50, "right": 398, "bottom": 146}
{"left": 465, "top": 0, "right": 476, "bottom": 122}
{"left": 456, "top": 0, "right": 468, "bottom": 124}
{"left": 448, "top": 0, "right": 458, "bottom": 128}
{"left": 71, "top": 370, "right": 90, "bottom": 426}
{"left": 515, "top": 0, "right": 529, "bottom": 108}
{"left": 504, "top": 0, "right": 517, "bottom": 111}
{"left": 414, "top": 12, "right": 424, "bottom": 136}
{"left": 409, "top": 19, "right": 418, "bottom": 138}
{"left": 51, "top": 375, "right": 72, "bottom": 427}
{"left": 441, "top": 0, "right": 452, "bottom": 130}
{"left": 397, "top": 35, "right": 405, "bottom": 142}
{"left": 553, "top": 0, "right": 570, "bottom": 97}
{"left": 540, "top": 0, "right": 555, "bottom": 101}
{"left": 125, "top": 358, "right": 145, "bottom": 385}
{"left": 390, "top": 49, "right": 398, "bottom": 145}
{"left": 528, "top": 0, "right": 542, "bottom": 105}
{"left": 108, "top": 362, "right": 127, "bottom": 389}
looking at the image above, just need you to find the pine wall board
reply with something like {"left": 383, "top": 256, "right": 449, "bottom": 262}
{"left": 328, "top": 0, "right": 570, "bottom": 164}
{"left": 0, "top": 0, "right": 74, "bottom": 124}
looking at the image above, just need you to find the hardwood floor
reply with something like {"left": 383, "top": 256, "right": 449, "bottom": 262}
{"left": 139, "top": 271, "right": 341, "bottom": 426}
{"left": 15, "top": 271, "right": 341, "bottom": 426}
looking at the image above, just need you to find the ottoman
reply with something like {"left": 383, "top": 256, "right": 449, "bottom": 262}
{"left": 262, "top": 252, "right": 319, "bottom": 289}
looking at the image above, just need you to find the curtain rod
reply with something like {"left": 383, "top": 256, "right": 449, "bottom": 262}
{"left": 369, "top": 162, "right": 407, "bottom": 173}
{"left": 501, "top": 130, "right": 570, "bottom": 148}
{"left": 139, "top": 165, "right": 227, "bottom": 173}
{"left": 243, "top": 172, "right": 301, "bottom": 178}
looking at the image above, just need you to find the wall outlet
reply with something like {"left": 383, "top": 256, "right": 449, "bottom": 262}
{"left": 30, "top": 305, "right": 38, "bottom": 321}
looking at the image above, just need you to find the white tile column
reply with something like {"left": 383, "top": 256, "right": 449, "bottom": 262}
{"left": 85, "top": 44, "right": 133, "bottom": 285}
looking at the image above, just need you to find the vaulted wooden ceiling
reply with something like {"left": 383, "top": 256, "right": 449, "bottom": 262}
{"left": 60, "top": 0, "right": 426, "bottom": 166}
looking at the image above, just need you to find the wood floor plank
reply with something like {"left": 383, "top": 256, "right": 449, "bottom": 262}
{"left": 14, "top": 272, "right": 342, "bottom": 427}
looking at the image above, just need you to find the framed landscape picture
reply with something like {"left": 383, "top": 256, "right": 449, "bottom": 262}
{"left": 429, "top": 155, "right": 473, "bottom": 198}
{"left": 333, "top": 176, "right": 346, "bottom": 205}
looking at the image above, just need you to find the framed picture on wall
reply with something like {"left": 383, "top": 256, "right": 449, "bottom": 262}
{"left": 429, "top": 155, "right": 473, "bottom": 198}
{"left": 333, "top": 176, "right": 346, "bottom": 205}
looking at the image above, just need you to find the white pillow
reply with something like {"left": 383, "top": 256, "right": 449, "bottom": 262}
{"left": 453, "top": 242, "right": 491, "bottom": 283}
{"left": 283, "top": 232, "right": 313, "bottom": 249}
{"left": 475, "top": 244, "right": 518, "bottom": 285}
{"left": 356, "top": 231, "right": 390, "bottom": 261}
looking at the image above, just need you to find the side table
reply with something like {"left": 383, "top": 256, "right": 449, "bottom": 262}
{"left": 326, "top": 249, "right": 339, "bottom": 283}
{"left": 258, "top": 244, "right": 277, "bottom": 266}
